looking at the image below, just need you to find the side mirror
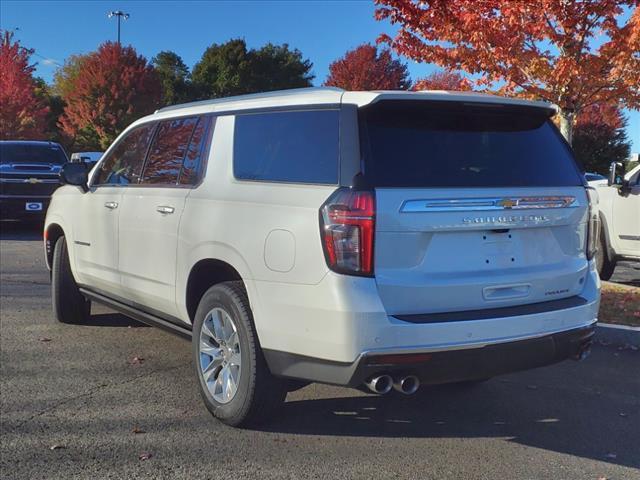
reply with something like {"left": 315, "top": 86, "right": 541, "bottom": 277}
{"left": 60, "top": 162, "right": 89, "bottom": 192}
{"left": 608, "top": 161, "right": 626, "bottom": 187}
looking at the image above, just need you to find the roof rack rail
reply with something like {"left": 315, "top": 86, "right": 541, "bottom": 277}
{"left": 155, "top": 87, "right": 344, "bottom": 113}
{"left": 155, "top": 87, "right": 344, "bottom": 114}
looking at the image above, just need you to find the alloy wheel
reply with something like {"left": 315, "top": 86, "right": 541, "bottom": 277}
{"left": 198, "top": 307, "right": 242, "bottom": 404}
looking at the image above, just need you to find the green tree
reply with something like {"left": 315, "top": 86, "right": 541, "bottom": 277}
{"left": 151, "top": 51, "right": 194, "bottom": 106}
{"left": 249, "top": 43, "right": 314, "bottom": 92}
{"left": 192, "top": 39, "right": 313, "bottom": 99}
{"left": 52, "top": 54, "right": 88, "bottom": 98}
{"left": 572, "top": 103, "right": 631, "bottom": 175}
{"left": 33, "top": 77, "right": 67, "bottom": 145}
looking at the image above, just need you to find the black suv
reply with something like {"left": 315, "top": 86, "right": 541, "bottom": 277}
{"left": 0, "top": 141, "right": 68, "bottom": 221}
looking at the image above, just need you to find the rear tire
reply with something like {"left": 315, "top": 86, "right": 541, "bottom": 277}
{"left": 192, "top": 281, "right": 287, "bottom": 427}
{"left": 596, "top": 230, "right": 616, "bottom": 281}
{"left": 51, "top": 236, "right": 91, "bottom": 324}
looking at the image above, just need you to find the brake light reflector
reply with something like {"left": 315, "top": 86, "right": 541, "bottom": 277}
{"left": 320, "top": 188, "right": 375, "bottom": 276}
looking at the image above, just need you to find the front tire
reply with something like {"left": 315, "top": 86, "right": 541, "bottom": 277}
{"left": 51, "top": 236, "right": 91, "bottom": 324}
{"left": 192, "top": 281, "right": 286, "bottom": 427}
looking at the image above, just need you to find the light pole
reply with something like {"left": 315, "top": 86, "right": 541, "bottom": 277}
{"left": 107, "top": 11, "right": 129, "bottom": 45}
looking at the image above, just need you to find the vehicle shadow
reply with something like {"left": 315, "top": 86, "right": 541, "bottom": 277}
{"left": 0, "top": 220, "right": 43, "bottom": 241}
{"left": 257, "top": 368, "right": 640, "bottom": 469}
{"left": 617, "top": 278, "right": 640, "bottom": 288}
{"left": 84, "top": 312, "right": 148, "bottom": 328}
{"left": 610, "top": 261, "right": 640, "bottom": 287}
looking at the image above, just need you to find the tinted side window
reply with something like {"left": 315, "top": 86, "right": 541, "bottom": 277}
{"left": 179, "top": 116, "right": 213, "bottom": 185}
{"left": 234, "top": 110, "right": 339, "bottom": 184}
{"left": 94, "top": 124, "right": 155, "bottom": 185}
{"left": 141, "top": 117, "right": 198, "bottom": 185}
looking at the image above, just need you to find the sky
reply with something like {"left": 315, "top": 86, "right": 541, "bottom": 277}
{"left": 1, "top": 0, "right": 638, "bottom": 153}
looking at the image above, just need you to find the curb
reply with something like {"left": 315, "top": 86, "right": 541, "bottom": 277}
{"left": 595, "top": 323, "right": 640, "bottom": 348}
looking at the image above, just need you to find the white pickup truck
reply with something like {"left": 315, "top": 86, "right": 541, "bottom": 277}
{"left": 591, "top": 163, "right": 640, "bottom": 280}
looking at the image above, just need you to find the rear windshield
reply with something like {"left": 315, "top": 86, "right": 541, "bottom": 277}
{"left": 0, "top": 143, "right": 68, "bottom": 165}
{"left": 359, "top": 102, "right": 583, "bottom": 188}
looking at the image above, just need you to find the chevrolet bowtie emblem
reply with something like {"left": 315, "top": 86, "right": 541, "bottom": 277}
{"left": 26, "top": 178, "right": 42, "bottom": 184}
{"left": 497, "top": 198, "right": 518, "bottom": 209}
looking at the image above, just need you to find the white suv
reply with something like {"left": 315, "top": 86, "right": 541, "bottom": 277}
{"left": 45, "top": 88, "right": 600, "bottom": 426}
{"left": 591, "top": 163, "right": 640, "bottom": 279}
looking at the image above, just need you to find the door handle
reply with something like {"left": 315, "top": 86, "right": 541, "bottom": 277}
{"left": 156, "top": 205, "right": 175, "bottom": 214}
{"left": 104, "top": 201, "right": 118, "bottom": 210}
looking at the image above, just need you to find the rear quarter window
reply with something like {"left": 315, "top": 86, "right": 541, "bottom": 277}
{"left": 233, "top": 109, "right": 339, "bottom": 184}
{"left": 359, "top": 101, "right": 584, "bottom": 188}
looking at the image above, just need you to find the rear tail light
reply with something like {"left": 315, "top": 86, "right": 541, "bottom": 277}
{"left": 320, "top": 188, "right": 375, "bottom": 276}
{"left": 585, "top": 187, "right": 600, "bottom": 261}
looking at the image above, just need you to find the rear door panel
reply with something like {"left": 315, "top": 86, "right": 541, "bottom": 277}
{"left": 118, "top": 187, "right": 188, "bottom": 318}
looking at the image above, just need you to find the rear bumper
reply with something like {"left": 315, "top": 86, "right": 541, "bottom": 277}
{"left": 254, "top": 261, "right": 600, "bottom": 365}
{"left": 256, "top": 260, "right": 600, "bottom": 386}
{"left": 264, "top": 322, "right": 596, "bottom": 387}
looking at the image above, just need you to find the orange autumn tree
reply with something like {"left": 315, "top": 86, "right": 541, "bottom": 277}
{"left": 60, "top": 42, "right": 161, "bottom": 150}
{"left": 375, "top": 0, "right": 640, "bottom": 144}
{"left": 413, "top": 70, "right": 472, "bottom": 91}
{"left": 0, "top": 31, "right": 48, "bottom": 139}
{"left": 324, "top": 43, "right": 411, "bottom": 90}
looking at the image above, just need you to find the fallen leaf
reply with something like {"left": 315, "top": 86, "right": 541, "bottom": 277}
{"left": 131, "top": 426, "right": 146, "bottom": 434}
{"left": 139, "top": 452, "right": 153, "bottom": 461}
{"left": 38, "top": 337, "right": 52, "bottom": 342}
{"left": 49, "top": 444, "right": 66, "bottom": 450}
{"left": 605, "top": 452, "right": 617, "bottom": 459}
{"left": 129, "top": 356, "right": 145, "bottom": 365}
{"left": 619, "top": 412, "right": 628, "bottom": 417}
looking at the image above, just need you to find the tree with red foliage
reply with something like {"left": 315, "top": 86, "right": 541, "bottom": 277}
{"left": 413, "top": 70, "right": 472, "bottom": 91}
{"left": 573, "top": 103, "right": 631, "bottom": 174}
{"left": 376, "top": 1, "right": 640, "bottom": 144}
{"left": 324, "top": 43, "right": 411, "bottom": 90}
{"left": 0, "top": 31, "right": 48, "bottom": 139}
{"left": 60, "top": 42, "right": 161, "bottom": 149}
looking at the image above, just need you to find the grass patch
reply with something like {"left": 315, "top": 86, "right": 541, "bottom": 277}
{"left": 599, "top": 282, "right": 640, "bottom": 327}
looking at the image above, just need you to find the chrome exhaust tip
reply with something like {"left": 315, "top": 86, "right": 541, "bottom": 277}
{"left": 365, "top": 374, "right": 393, "bottom": 394}
{"left": 393, "top": 375, "right": 420, "bottom": 395}
{"left": 574, "top": 340, "right": 593, "bottom": 361}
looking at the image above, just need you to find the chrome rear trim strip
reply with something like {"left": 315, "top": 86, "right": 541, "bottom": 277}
{"left": 400, "top": 196, "right": 576, "bottom": 213}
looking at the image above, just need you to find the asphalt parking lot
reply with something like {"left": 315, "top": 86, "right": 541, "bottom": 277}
{"left": 1, "top": 222, "right": 639, "bottom": 480}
